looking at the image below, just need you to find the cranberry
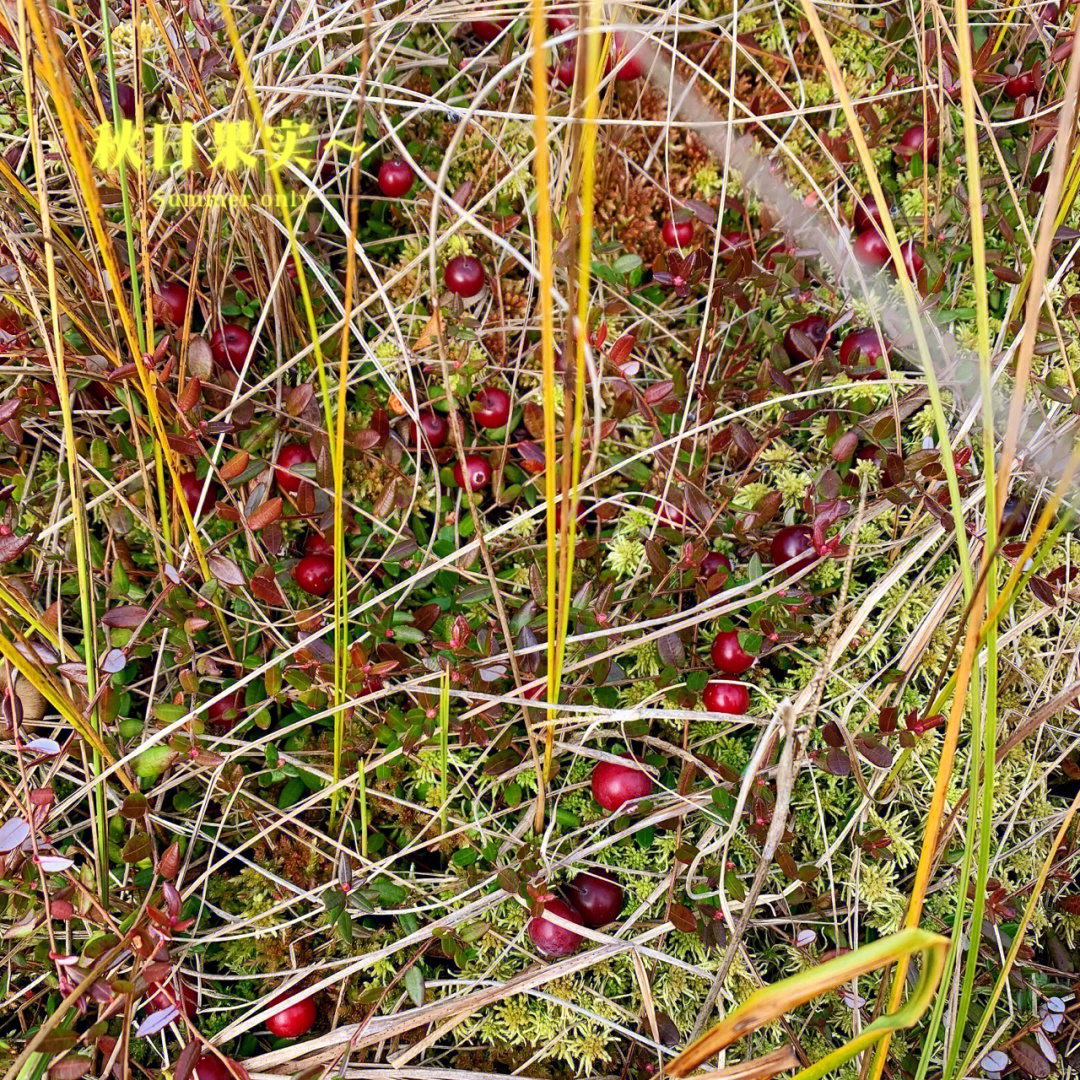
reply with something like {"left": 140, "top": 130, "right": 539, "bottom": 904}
{"left": 294, "top": 554, "right": 334, "bottom": 596}
{"left": 469, "top": 19, "right": 508, "bottom": 41}
{"left": 606, "top": 31, "right": 645, "bottom": 80}
{"left": 274, "top": 442, "right": 315, "bottom": 495}
{"left": 763, "top": 241, "right": 794, "bottom": 271}
{"left": 149, "top": 979, "right": 197, "bottom": 1018}
{"left": 547, "top": 7, "right": 575, "bottom": 30}
{"left": 897, "top": 123, "right": 937, "bottom": 161}
{"left": 409, "top": 409, "right": 450, "bottom": 448}
{"left": 702, "top": 681, "right": 749, "bottom": 715}
{"left": 209, "top": 324, "right": 254, "bottom": 371}
{"left": 115, "top": 81, "right": 137, "bottom": 122}
{"left": 853, "top": 196, "right": 886, "bottom": 233}
{"left": 591, "top": 755, "right": 654, "bottom": 812}
{"left": 208, "top": 689, "right": 245, "bottom": 729}
{"left": 711, "top": 631, "right": 753, "bottom": 675}
{"left": 566, "top": 871, "right": 623, "bottom": 927}
{"left": 179, "top": 471, "right": 217, "bottom": 516}
{"left": 528, "top": 898, "right": 583, "bottom": 956}
{"left": 1005, "top": 69, "right": 1038, "bottom": 99}
{"left": 444, "top": 255, "right": 486, "bottom": 298}
{"left": 900, "top": 239, "right": 924, "bottom": 279}
{"left": 655, "top": 502, "right": 685, "bottom": 528}
{"left": 472, "top": 386, "right": 511, "bottom": 429}
{"left": 523, "top": 682, "right": 546, "bottom": 700}
{"left": 266, "top": 990, "right": 317, "bottom": 1038}
{"left": 853, "top": 229, "right": 891, "bottom": 267}
{"left": 305, "top": 532, "right": 334, "bottom": 557}
{"left": 771, "top": 525, "right": 815, "bottom": 574}
{"left": 378, "top": 159, "right": 414, "bottom": 198}
{"left": 195, "top": 1056, "right": 234, "bottom": 1080}
{"left": 719, "top": 231, "right": 752, "bottom": 252}
{"left": 553, "top": 50, "right": 577, "bottom": 87}
{"left": 155, "top": 282, "right": 189, "bottom": 325}
{"left": 838, "top": 328, "right": 887, "bottom": 379}
{"left": 701, "top": 551, "right": 731, "bottom": 593}
{"left": 661, "top": 218, "right": 694, "bottom": 249}
{"left": 783, "top": 315, "right": 831, "bottom": 361}
{"left": 1001, "top": 494, "right": 1030, "bottom": 537}
{"left": 453, "top": 454, "right": 491, "bottom": 490}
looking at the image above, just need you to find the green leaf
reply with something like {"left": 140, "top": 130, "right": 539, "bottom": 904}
{"left": 278, "top": 777, "right": 305, "bottom": 808}
{"left": 403, "top": 966, "right": 425, "bottom": 1007}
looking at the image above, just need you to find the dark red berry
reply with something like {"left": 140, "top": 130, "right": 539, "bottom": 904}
{"left": 210, "top": 323, "right": 254, "bottom": 371}
{"left": 897, "top": 123, "right": 937, "bottom": 161}
{"left": 900, "top": 239, "right": 924, "bottom": 279}
{"left": 453, "top": 454, "right": 491, "bottom": 490}
{"left": 655, "top": 502, "right": 685, "bottom": 528}
{"left": 661, "top": 218, "right": 694, "bottom": 248}
{"left": 528, "top": 898, "right": 583, "bottom": 957}
{"left": 294, "top": 554, "right": 334, "bottom": 597}
{"left": 115, "top": 81, "right": 137, "bottom": 121}
{"left": 149, "top": 979, "right": 197, "bottom": 1018}
{"left": 591, "top": 755, "right": 654, "bottom": 812}
{"left": 305, "top": 532, "right": 334, "bottom": 557}
{"left": 469, "top": 19, "right": 507, "bottom": 41}
{"left": 378, "top": 159, "right": 414, "bottom": 198}
{"left": 553, "top": 50, "right": 577, "bottom": 86}
{"left": 763, "top": 241, "right": 794, "bottom": 271}
{"left": 606, "top": 32, "right": 645, "bottom": 80}
{"left": 265, "top": 990, "right": 317, "bottom": 1038}
{"left": 208, "top": 689, "right": 245, "bottom": 729}
{"left": 701, "top": 551, "right": 731, "bottom": 593}
{"left": 409, "top": 409, "right": 449, "bottom": 448}
{"left": 547, "top": 7, "right": 575, "bottom": 30}
{"left": 1001, "top": 495, "right": 1030, "bottom": 537}
{"left": 274, "top": 443, "right": 315, "bottom": 495}
{"left": 853, "top": 196, "right": 886, "bottom": 233}
{"left": 155, "top": 282, "right": 189, "bottom": 325}
{"left": 195, "top": 1055, "right": 234, "bottom": 1080}
{"left": 1004, "top": 69, "right": 1038, "bottom": 99}
{"left": 179, "top": 471, "right": 217, "bottom": 516}
{"left": 783, "top": 315, "right": 830, "bottom": 362}
{"left": 771, "top": 525, "right": 815, "bottom": 575}
{"left": 444, "top": 256, "right": 485, "bottom": 298}
{"left": 566, "top": 871, "right": 623, "bottom": 927}
{"left": 853, "top": 229, "right": 891, "bottom": 267}
{"left": 702, "top": 681, "right": 749, "bottom": 715}
{"left": 719, "top": 231, "right": 752, "bottom": 252}
{"left": 711, "top": 631, "right": 753, "bottom": 675}
{"left": 838, "top": 328, "right": 887, "bottom": 379}
{"left": 473, "top": 386, "right": 511, "bottom": 429}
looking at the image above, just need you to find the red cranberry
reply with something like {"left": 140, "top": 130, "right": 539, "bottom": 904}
{"left": 305, "top": 532, "right": 334, "bottom": 557}
{"left": 853, "top": 196, "right": 886, "bottom": 233}
{"left": 897, "top": 123, "right": 937, "bottom": 161}
{"left": 547, "top": 7, "right": 575, "bottom": 30}
{"left": 195, "top": 1056, "right": 234, "bottom": 1080}
{"left": 783, "top": 315, "right": 830, "bottom": 361}
{"left": 523, "top": 682, "right": 546, "bottom": 700}
{"left": 378, "top": 159, "right": 414, "bottom": 198}
{"left": 528, "top": 898, "right": 583, "bottom": 957}
{"left": 655, "top": 502, "right": 685, "bottom": 528}
{"left": 473, "top": 386, "right": 511, "bottom": 429}
{"left": 208, "top": 689, "right": 245, "bottom": 729}
{"left": 266, "top": 990, "right": 317, "bottom": 1038}
{"left": 294, "top": 554, "right": 334, "bottom": 597}
{"left": 701, "top": 551, "right": 731, "bottom": 593}
{"left": 468, "top": 19, "right": 507, "bottom": 41}
{"left": 1001, "top": 495, "right": 1030, "bottom": 537}
{"left": 453, "top": 454, "right": 491, "bottom": 490}
{"left": 719, "top": 231, "right": 751, "bottom": 252}
{"left": 553, "top": 50, "right": 577, "bottom": 86}
{"left": 179, "top": 471, "right": 217, "bottom": 516}
{"left": 853, "top": 229, "right": 891, "bottom": 268}
{"left": 1005, "top": 69, "right": 1039, "bottom": 99}
{"left": 566, "top": 871, "right": 623, "bottom": 927}
{"left": 444, "top": 255, "right": 485, "bottom": 298}
{"left": 838, "top": 328, "right": 887, "bottom": 379}
{"left": 591, "top": 755, "right": 654, "bottom": 812}
{"left": 711, "top": 631, "right": 753, "bottom": 675}
{"left": 763, "top": 241, "right": 794, "bottom": 271}
{"left": 409, "top": 409, "right": 450, "bottom": 448}
{"left": 209, "top": 324, "right": 254, "bottom": 371}
{"left": 274, "top": 443, "right": 315, "bottom": 495}
{"left": 702, "top": 681, "right": 749, "bottom": 715}
{"left": 149, "top": 979, "right": 197, "bottom": 1018}
{"left": 900, "top": 239, "right": 924, "bottom": 279}
{"left": 771, "top": 525, "right": 815, "bottom": 574}
{"left": 606, "top": 31, "right": 645, "bottom": 80}
{"left": 661, "top": 219, "right": 694, "bottom": 249}
{"left": 115, "top": 81, "right": 137, "bottom": 122}
{"left": 155, "top": 283, "right": 189, "bottom": 325}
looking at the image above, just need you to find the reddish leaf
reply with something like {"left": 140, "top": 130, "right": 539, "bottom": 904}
{"left": 101, "top": 605, "right": 147, "bottom": 628}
